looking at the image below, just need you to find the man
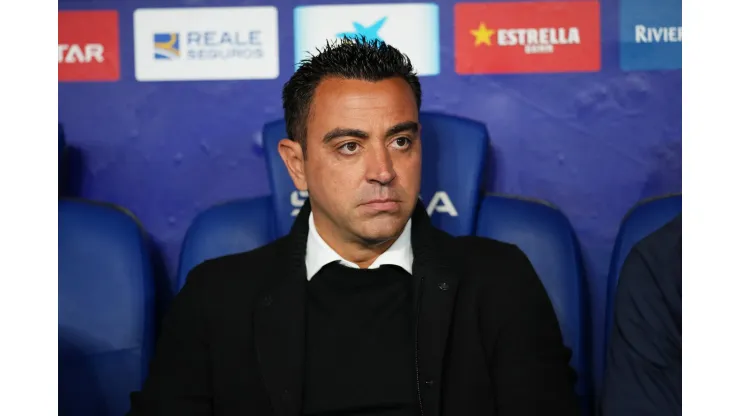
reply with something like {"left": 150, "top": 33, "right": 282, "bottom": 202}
{"left": 601, "top": 213, "right": 682, "bottom": 415}
{"left": 128, "top": 37, "right": 578, "bottom": 416}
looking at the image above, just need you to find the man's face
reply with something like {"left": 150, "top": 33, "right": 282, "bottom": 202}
{"left": 287, "top": 77, "right": 422, "bottom": 245}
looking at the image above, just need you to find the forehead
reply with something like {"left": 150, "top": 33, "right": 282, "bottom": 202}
{"left": 308, "top": 77, "right": 418, "bottom": 134}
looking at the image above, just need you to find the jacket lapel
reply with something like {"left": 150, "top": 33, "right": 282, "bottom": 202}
{"left": 253, "top": 202, "right": 312, "bottom": 416}
{"left": 410, "top": 201, "right": 460, "bottom": 416}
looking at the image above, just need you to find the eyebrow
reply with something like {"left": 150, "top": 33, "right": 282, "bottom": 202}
{"left": 322, "top": 121, "right": 419, "bottom": 144}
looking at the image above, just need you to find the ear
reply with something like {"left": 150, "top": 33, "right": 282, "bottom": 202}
{"left": 277, "top": 139, "right": 307, "bottom": 191}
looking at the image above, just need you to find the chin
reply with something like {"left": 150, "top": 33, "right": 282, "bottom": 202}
{"left": 356, "top": 217, "right": 406, "bottom": 243}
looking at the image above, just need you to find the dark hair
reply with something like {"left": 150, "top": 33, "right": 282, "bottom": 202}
{"left": 282, "top": 36, "right": 422, "bottom": 154}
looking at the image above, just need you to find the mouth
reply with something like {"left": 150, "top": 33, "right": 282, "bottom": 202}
{"left": 361, "top": 199, "right": 401, "bottom": 211}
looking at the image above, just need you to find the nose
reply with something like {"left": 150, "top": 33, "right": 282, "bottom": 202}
{"left": 365, "top": 144, "right": 396, "bottom": 186}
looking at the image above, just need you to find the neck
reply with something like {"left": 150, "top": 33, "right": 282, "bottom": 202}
{"left": 312, "top": 212, "right": 399, "bottom": 269}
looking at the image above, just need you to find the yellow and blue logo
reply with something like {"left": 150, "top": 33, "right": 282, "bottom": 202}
{"left": 154, "top": 33, "right": 180, "bottom": 60}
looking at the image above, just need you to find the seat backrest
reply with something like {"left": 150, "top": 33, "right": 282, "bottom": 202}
{"left": 475, "top": 194, "right": 591, "bottom": 414}
{"left": 262, "top": 111, "right": 489, "bottom": 237}
{"left": 597, "top": 193, "right": 682, "bottom": 392}
{"left": 176, "top": 196, "right": 276, "bottom": 291}
{"left": 59, "top": 199, "right": 156, "bottom": 416}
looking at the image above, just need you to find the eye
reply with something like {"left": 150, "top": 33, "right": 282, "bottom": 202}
{"left": 338, "top": 142, "right": 360, "bottom": 155}
{"left": 391, "top": 137, "right": 412, "bottom": 149}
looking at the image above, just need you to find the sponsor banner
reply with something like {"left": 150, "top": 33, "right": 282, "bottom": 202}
{"left": 294, "top": 3, "right": 440, "bottom": 76}
{"left": 455, "top": 1, "right": 601, "bottom": 74}
{"left": 620, "top": 0, "right": 681, "bottom": 71}
{"left": 59, "top": 10, "right": 120, "bottom": 82}
{"left": 133, "top": 7, "right": 279, "bottom": 81}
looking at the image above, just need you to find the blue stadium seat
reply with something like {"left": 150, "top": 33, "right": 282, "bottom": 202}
{"left": 597, "top": 193, "right": 682, "bottom": 394}
{"left": 176, "top": 196, "right": 276, "bottom": 290}
{"left": 475, "top": 194, "right": 591, "bottom": 415}
{"left": 176, "top": 112, "right": 489, "bottom": 291}
{"left": 59, "top": 199, "right": 156, "bottom": 416}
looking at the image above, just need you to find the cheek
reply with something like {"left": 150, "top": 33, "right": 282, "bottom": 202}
{"left": 308, "top": 162, "right": 362, "bottom": 201}
{"left": 396, "top": 155, "right": 422, "bottom": 182}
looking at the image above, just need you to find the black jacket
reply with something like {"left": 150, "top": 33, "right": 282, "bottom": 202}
{"left": 129, "top": 200, "right": 579, "bottom": 416}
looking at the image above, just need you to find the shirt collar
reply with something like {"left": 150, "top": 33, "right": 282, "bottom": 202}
{"left": 305, "top": 212, "right": 414, "bottom": 281}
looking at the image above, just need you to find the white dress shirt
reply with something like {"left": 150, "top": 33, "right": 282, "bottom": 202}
{"left": 305, "top": 212, "right": 414, "bottom": 281}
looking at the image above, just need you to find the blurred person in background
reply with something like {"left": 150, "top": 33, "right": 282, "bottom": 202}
{"left": 601, "top": 214, "right": 682, "bottom": 416}
{"left": 128, "top": 37, "right": 579, "bottom": 416}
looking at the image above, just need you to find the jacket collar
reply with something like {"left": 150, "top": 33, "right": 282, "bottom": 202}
{"left": 253, "top": 198, "right": 459, "bottom": 416}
